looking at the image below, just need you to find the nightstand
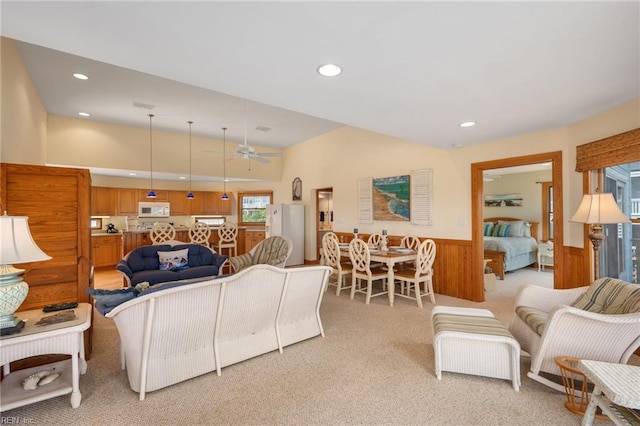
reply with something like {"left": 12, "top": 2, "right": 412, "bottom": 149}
{"left": 538, "top": 242, "right": 554, "bottom": 271}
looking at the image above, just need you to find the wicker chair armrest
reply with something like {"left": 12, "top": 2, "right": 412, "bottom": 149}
{"left": 230, "top": 253, "right": 253, "bottom": 272}
{"left": 531, "top": 305, "right": 640, "bottom": 374}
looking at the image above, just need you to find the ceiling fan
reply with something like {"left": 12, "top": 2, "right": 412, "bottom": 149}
{"left": 233, "top": 141, "right": 282, "bottom": 164}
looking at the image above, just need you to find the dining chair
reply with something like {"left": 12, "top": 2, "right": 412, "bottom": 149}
{"left": 150, "top": 222, "right": 176, "bottom": 245}
{"left": 394, "top": 239, "right": 436, "bottom": 308}
{"left": 398, "top": 235, "right": 421, "bottom": 285}
{"left": 349, "top": 238, "right": 388, "bottom": 305}
{"left": 189, "top": 221, "right": 211, "bottom": 247}
{"left": 367, "top": 233, "right": 383, "bottom": 248}
{"left": 218, "top": 221, "right": 238, "bottom": 274}
{"left": 322, "top": 232, "right": 353, "bottom": 296}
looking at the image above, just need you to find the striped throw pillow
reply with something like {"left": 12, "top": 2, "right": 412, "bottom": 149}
{"left": 492, "top": 224, "right": 511, "bottom": 237}
{"left": 483, "top": 222, "right": 495, "bottom": 236}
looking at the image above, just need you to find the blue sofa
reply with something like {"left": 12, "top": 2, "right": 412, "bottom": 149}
{"left": 116, "top": 243, "right": 228, "bottom": 287}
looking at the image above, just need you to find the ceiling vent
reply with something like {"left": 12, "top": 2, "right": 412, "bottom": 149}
{"left": 133, "top": 101, "right": 156, "bottom": 110}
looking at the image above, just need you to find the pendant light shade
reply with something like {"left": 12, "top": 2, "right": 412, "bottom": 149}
{"left": 186, "top": 121, "right": 195, "bottom": 199}
{"left": 147, "top": 114, "right": 156, "bottom": 198}
{"left": 222, "top": 127, "right": 229, "bottom": 200}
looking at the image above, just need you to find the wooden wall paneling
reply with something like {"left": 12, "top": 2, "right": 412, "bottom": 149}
{"left": 562, "top": 246, "right": 588, "bottom": 289}
{"left": 1, "top": 162, "right": 92, "bottom": 356}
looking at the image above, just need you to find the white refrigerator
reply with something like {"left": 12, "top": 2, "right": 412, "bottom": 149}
{"left": 265, "top": 203, "right": 304, "bottom": 266}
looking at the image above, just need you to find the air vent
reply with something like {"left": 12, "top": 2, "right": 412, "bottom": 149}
{"left": 133, "top": 101, "right": 156, "bottom": 110}
{"left": 255, "top": 126, "right": 271, "bottom": 132}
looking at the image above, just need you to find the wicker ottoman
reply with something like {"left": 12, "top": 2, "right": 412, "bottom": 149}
{"left": 431, "top": 306, "right": 521, "bottom": 391}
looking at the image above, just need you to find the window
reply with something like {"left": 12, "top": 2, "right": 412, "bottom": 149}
{"left": 237, "top": 191, "right": 272, "bottom": 226}
{"left": 601, "top": 162, "right": 640, "bottom": 283}
{"left": 195, "top": 216, "right": 225, "bottom": 226}
{"left": 541, "top": 182, "right": 553, "bottom": 241}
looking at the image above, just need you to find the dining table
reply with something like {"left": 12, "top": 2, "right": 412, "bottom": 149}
{"left": 339, "top": 244, "right": 417, "bottom": 307}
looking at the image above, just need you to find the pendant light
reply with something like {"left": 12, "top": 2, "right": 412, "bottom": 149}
{"left": 221, "top": 127, "right": 229, "bottom": 200}
{"left": 186, "top": 121, "right": 195, "bottom": 199}
{"left": 147, "top": 114, "right": 156, "bottom": 198}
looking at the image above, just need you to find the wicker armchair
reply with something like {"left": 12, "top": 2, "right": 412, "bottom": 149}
{"left": 229, "top": 236, "right": 293, "bottom": 273}
{"left": 508, "top": 277, "right": 640, "bottom": 392}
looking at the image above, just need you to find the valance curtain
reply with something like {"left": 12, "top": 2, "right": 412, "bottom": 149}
{"left": 575, "top": 127, "right": 640, "bottom": 172}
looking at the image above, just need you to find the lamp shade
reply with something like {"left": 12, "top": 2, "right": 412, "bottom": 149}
{"left": 0, "top": 215, "right": 51, "bottom": 265}
{"left": 569, "top": 193, "right": 631, "bottom": 225}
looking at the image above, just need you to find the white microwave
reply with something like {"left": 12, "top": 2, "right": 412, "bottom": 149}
{"left": 138, "top": 202, "right": 170, "bottom": 218}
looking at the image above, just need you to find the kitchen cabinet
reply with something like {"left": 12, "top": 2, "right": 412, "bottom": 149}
{"left": 91, "top": 235, "right": 122, "bottom": 268}
{"left": 91, "top": 187, "right": 116, "bottom": 216}
{"left": 244, "top": 230, "right": 265, "bottom": 253}
{"left": 117, "top": 188, "right": 139, "bottom": 216}
{"left": 122, "top": 232, "right": 153, "bottom": 255}
{"left": 169, "top": 190, "right": 191, "bottom": 216}
{"left": 188, "top": 191, "right": 233, "bottom": 215}
{"left": 139, "top": 189, "right": 168, "bottom": 202}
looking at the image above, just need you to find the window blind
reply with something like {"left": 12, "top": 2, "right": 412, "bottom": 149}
{"left": 575, "top": 127, "right": 640, "bottom": 172}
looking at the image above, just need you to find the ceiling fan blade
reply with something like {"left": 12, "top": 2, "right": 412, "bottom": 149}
{"left": 250, "top": 154, "right": 270, "bottom": 164}
{"left": 254, "top": 152, "right": 283, "bottom": 158}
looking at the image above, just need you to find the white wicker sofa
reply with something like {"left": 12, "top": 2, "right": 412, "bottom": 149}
{"left": 508, "top": 277, "right": 640, "bottom": 391}
{"left": 105, "top": 264, "right": 332, "bottom": 400}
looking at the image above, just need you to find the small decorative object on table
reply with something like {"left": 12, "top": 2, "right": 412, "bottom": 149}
{"left": 36, "top": 310, "right": 77, "bottom": 326}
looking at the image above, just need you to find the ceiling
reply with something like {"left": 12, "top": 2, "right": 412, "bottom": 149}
{"left": 2, "top": 1, "right": 639, "bottom": 153}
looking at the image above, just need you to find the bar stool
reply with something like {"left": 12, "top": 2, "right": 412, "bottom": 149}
{"left": 218, "top": 222, "right": 238, "bottom": 273}
{"left": 189, "top": 222, "right": 211, "bottom": 247}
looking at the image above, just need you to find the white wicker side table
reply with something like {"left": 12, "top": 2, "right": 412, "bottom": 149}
{"left": 0, "top": 303, "right": 91, "bottom": 411}
{"left": 579, "top": 360, "right": 640, "bottom": 426}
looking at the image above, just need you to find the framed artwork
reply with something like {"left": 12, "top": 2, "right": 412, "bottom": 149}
{"left": 292, "top": 177, "right": 302, "bottom": 201}
{"left": 372, "top": 175, "right": 410, "bottom": 221}
{"left": 484, "top": 193, "right": 523, "bottom": 207}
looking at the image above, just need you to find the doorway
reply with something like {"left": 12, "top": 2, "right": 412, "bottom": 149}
{"left": 471, "top": 151, "right": 563, "bottom": 301}
{"left": 316, "top": 187, "right": 333, "bottom": 260}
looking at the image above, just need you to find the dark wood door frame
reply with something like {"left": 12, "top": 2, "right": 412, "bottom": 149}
{"left": 471, "top": 151, "right": 564, "bottom": 301}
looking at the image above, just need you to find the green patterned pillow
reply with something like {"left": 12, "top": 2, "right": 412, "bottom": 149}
{"left": 492, "top": 224, "right": 511, "bottom": 237}
{"left": 483, "top": 222, "right": 495, "bottom": 236}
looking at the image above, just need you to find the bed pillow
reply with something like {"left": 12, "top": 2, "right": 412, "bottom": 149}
{"left": 158, "top": 248, "right": 190, "bottom": 271}
{"left": 483, "top": 222, "right": 495, "bottom": 237}
{"left": 492, "top": 223, "right": 511, "bottom": 237}
{"left": 498, "top": 220, "right": 525, "bottom": 237}
{"left": 523, "top": 221, "right": 532, "bottom": 238}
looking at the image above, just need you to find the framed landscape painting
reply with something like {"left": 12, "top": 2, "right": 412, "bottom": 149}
{"left": 484, "top": 193, "right": 523, "bottom": 207}
{"left": 372, "top": 175, "right": 410, "bottom": 221}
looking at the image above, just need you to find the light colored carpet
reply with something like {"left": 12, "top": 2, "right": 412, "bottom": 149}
{"left": 2, "top": 272, "right": 623, "bottom": 425}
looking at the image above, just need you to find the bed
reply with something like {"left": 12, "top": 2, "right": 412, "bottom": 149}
{"left": 483, "top": 217, "right": 539, "bottom": 280}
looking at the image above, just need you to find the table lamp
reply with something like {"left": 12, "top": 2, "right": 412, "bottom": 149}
{"left": 569, "top": 192, "right": 630, "bottom": 281}
{"left": 0, "top": 213, "right": 51, "bottom": 329}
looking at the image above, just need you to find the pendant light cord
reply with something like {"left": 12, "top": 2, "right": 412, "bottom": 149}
{"left": 149, "top": 114, "right": 154, "bottom": 193}
{"left": 222, "top": 127, "right": 227, "bottom": 195}
{"left": 188, "top": 121, "right": 193, "bottom": 193}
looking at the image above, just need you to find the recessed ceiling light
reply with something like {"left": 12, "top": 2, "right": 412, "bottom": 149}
{"left": 179, "top": 176, "right": 186, "bottom": 180}
{"left": 459, "top": 121, "right": 476, "bottom": 128}
{"left": 317, "top": 64, "right": 342, "bottom": 77}
{"left": 78, "top": 112, "right": 90, "bottom": 117}
{"left": 73, "top": 73, "right": 88, "bottom": 80}
{"left": 128, "top": 172, "right": 137, "bottom": 176}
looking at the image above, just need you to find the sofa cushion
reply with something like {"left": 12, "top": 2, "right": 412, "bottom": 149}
{"left": 572, "top": 277, "right": 640, "bottom": 314}
{"left": 158, "top": 248, "right": 190, "bottom": 271}
{"left": 131, "top": 269, "right": 180, "bottom": 286}
{"left": 128, "top": 244, "right": 171, "bottom": 272}
{"left": 173, "top": 244, "right": 214, "bottom": 267}
{"left": 515, "top": 306, "right": 548, "bottom": 336}
{"left": 177, "top": 265, "right": 219, "bottom": 281}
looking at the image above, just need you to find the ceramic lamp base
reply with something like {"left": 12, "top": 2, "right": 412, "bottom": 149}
{"left": 0, "top": 265, "right": 28, "bottom": 329}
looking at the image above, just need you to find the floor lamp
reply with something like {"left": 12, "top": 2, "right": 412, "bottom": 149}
{"left": 0, "top": 213, "right": 51, "bottom": 331}
{"left": 569, "top": 192, "right": 630, "bottom": 281}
